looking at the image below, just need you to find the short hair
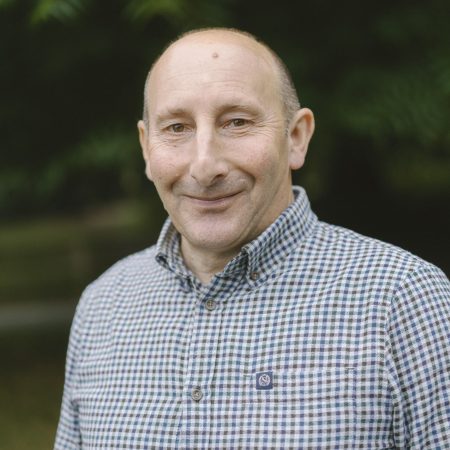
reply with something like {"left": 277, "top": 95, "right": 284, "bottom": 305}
{"left": 142, "top": 28, "right": 300, "bottom": 128}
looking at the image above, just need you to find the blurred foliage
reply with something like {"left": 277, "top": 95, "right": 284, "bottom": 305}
{"left": 0, "top": 0, "right": 449, "bottom": 219}
{"left": 30, "top": 0, "right": 89, "bottom": 23}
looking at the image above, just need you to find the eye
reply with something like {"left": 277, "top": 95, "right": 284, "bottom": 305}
{"left": 225, "top": 118, "right": 249, "bottom": 128}
{"left": 168, "top": 123, "right": 185, "bottom": 133}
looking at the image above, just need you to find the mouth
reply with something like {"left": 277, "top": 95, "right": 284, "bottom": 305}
{"left": 184, "top": 191, "right": 242, "bottom": 208}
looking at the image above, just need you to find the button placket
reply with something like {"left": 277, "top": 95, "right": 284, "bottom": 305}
{"left": 183, "top": 282, "right": 225, "bottom": 445}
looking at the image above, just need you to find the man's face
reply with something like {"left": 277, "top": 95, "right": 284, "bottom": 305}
{"left": 139, "top": 32, "right": 308, "bottom": 259}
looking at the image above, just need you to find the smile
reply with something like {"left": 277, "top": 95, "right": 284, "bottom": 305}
{"left": 184, "top": 191, "right": 241, "bottom": 208}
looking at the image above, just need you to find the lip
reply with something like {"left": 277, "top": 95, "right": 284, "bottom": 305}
{"left": 183, "top": 191, "right": 242, "bottom": 208}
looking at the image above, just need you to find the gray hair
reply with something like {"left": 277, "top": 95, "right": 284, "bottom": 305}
{"left": 142, "top": 28, "right": 300, "bottom": 129}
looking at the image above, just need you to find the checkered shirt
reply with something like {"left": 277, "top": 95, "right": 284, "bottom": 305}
{"left": 55, "top": 186, "right": 450, "bottom": 449}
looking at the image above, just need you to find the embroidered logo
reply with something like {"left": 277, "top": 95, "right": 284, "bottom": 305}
{"left": 256, "top": 371, "right": 273, "bottom": 390}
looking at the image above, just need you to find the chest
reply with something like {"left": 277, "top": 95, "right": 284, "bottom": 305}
{"left": 73, "top": 275, "right": 393, "bottom": 448}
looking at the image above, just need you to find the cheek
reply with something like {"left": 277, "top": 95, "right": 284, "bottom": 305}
{"left": 239, "top": 141, "right": 286, "bottom": 180}
{"left": 148, "top": 152, "right": 184, "bottom": 187}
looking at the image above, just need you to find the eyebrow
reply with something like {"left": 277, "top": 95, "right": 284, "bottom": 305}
{"left": 154, "top": 100, "right": 262, "bottom": 124}
{"left": 155, "top": 107, "right": 190, "bottom": 123}
{"left": 218, "top": 103, "right": 260, "bottom": 115}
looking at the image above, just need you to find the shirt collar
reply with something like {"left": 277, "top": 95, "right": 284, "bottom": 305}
{"left": 155, "top": 186, "right": 317, "bottom": 283}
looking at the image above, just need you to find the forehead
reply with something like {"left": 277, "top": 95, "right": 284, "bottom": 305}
{"left": 147, "top": 32, "right": 281, "bottom": 114}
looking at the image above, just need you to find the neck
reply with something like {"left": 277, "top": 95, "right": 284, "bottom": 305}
{"left": 180, "top": 239, "right": 239, "bottom": 285}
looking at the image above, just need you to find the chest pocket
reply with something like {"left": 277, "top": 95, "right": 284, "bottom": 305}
{"left": 240, "top": 366, "right": 355, "bottom": 449}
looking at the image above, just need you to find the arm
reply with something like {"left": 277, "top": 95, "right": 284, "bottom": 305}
{"left": 386, "top": 263, "right": 450, "bottom": 449}
{"left": 54, "top": 294, "right": 88, "bottom": 449}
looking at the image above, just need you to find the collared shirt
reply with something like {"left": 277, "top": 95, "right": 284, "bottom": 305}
{"left": 55, "top": 186, "right": 450, "bottom": 449}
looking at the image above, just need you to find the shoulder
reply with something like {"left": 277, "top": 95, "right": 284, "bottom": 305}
{"left": 285, "top": 220, "right": 448, "bottom": 298}
{"left": 312, "top": 221, "right": 434, "bottom": 277}
{"left": 90, "top": 245, "right": 159, "bottom": 288}
{"left": 75, "top": 245, "right": 162, "bottom": 318}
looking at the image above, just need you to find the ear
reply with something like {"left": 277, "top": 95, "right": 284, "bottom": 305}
{"left": 137, "top": 120, "right": 153, "bottom": 181}
{"left": 287, "top": 108, "right": 315, "bottom": 170}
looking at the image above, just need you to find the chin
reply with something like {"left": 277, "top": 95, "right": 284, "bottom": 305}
{"left": 185, "top": 227, "right": 245, "bottom": 252}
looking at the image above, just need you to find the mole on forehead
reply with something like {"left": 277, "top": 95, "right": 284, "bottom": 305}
{"left": 211, "top": 52, "right": 219, "bottom": 58}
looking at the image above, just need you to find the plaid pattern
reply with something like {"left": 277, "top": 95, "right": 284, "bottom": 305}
{"left": 55, "top": 186, "right": 450, "bottom": 449}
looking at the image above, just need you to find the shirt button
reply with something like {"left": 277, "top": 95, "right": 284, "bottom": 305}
{"left": 191, "top": 388, "right": 203, "bottom": 401}
{"left": 250, "top": 271, "right": 259, "bottom": 281}
{"left": 205, "top": 299, "right": 217, "bottom": 311}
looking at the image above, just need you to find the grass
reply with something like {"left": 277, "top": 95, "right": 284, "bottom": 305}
{"left": 0, "top": 325, "right": 69, "bottom": 450}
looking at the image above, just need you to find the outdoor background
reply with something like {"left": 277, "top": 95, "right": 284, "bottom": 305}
{"left": 1, "top": 0, "right": 449, "bottom": 448}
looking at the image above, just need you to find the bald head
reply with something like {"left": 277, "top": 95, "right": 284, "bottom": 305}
{"left": 142, "top": 28, "right": 300, "bottom": 128}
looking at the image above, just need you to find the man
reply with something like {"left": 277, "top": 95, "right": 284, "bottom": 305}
{"left": 55, "top": 28, "right": 450, "bottom": 449}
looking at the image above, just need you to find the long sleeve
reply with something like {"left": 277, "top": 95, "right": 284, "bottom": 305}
{"left": 54, "top": 293, "right": 88, "bottom": 449}
{"left": 386, "top": 263, "right": 450, "bottom": 449}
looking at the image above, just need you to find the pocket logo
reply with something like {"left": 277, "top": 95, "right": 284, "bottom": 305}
{"left": 256, "top": 371, "right": 273, "bottom": 390}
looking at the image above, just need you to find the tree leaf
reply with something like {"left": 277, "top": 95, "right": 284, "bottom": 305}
{"left": 31, "top": 0, "right": 89, "bottom": 24}
{"left": 123, "top": 0, "right": 186, "bottom": 22}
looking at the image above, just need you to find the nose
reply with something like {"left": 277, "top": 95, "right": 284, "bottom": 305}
{"left": 189, "top": 127, "right": 229, "bottom": 186}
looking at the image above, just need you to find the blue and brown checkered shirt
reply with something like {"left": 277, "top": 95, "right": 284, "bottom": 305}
{"left": 55, "top": 186, "right": 450, "bottom": 449}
